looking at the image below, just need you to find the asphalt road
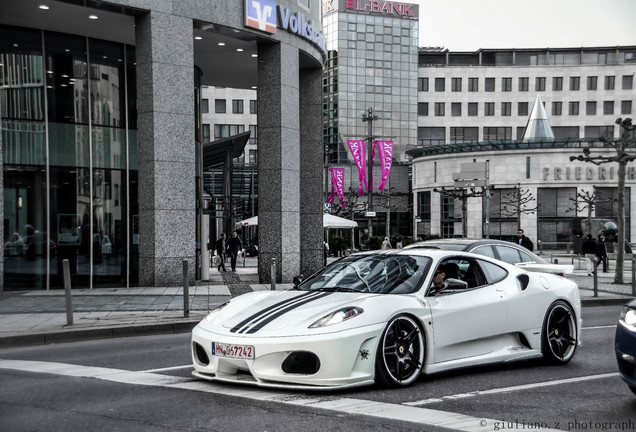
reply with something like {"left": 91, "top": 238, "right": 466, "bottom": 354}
{"left": 0, "top": 305, "right": 634, "bottom": 432}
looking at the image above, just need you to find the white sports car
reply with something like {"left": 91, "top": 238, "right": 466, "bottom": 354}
{"left": 191, "top": 249, "right": 581, "bottom": 390}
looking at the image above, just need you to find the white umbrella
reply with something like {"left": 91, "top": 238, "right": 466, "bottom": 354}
{"left": 236, "top": 214, "right": 358, "bottom": 228}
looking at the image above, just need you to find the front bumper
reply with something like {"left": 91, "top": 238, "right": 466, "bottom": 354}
{"left": 191, "top": 321, "right": 385, "bottom": 390}
{"left": 615, "top": 320, "right": 636, "bottom": 389}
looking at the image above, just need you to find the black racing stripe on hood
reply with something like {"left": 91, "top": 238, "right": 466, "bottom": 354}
{"left": 230, "top": 291, "right": 318, "bottom": 333}
{"left": 242, "top": 291, "right": 333, "bottom": 334}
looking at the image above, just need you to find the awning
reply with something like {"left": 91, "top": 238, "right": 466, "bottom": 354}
{"left": 236, "top": 214, "right": 358, "bottom": 228}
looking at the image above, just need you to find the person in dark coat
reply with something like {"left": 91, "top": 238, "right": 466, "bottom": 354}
{"left": 596, "top": 235, "right": 608, "bottom": 273}
{"left": 582, "top": 234, "right": 597, "bottom": 276}
{"left": 226, "top": 231, "right": 243, "bottom": 272}
{"left": 215, "top": 233, "right": 227, "bottom": 272}
{"left": 517, "top": 229, "right": 534, "bottom": 251}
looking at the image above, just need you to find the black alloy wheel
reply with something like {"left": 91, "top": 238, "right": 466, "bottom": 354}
{"left": 375, "top": 315, "right": 424, "bottom": 387}
{"left": 542, "top": 300, "right": 577, "bottom": 364}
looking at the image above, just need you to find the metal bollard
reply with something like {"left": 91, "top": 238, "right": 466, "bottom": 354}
{"left": 593, "top": 257, "right": 598, "bottom": 298}
{"left": 271, "top": 258, "right": 277, "bottom": 291}
{"left": 632, "top": 254, "right": 636, "bottom": 297}
{"left": 63, "top": 259, "right": 73, "bottom": 326}
{"left": 183, "top": 259, "right": 190, "bottom": 318}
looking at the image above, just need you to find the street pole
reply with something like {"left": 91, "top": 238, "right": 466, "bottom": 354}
{"left": 362, "top": 107, "right": 378, "bottom": 239}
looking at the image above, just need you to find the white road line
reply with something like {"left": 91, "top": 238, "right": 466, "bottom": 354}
{"left": 0, "top": 359, "right": 559, "bottom": 432}
{"left": 141, "top": 365, "right": 193, "bottom": 373}
{"left": 582, "top": 324, "right": 617, "bottom": 330}
{"left": 404, "top": 372, "right": 619, "bottom": 407}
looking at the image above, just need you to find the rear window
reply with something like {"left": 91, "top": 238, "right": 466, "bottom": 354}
{"left": 478, "top": 259, "right": 508, "bottom": 284}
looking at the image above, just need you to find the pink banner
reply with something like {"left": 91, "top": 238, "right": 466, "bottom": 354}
{"left": 374, "top": 141, "right": 393, "bottom": 191}
{"left": 328, "top": 168, "right": 346, "bottom": 208}
{"left": 347, "top": 140, "right": 367, "bottom": 195}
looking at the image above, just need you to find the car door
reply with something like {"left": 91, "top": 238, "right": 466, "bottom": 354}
{"left": 428, "top": 258, "right": 509, "bottom": 363}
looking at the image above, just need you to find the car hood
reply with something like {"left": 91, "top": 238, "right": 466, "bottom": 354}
{"left": 199, "top": 290, "right": 394, "bottom": 336}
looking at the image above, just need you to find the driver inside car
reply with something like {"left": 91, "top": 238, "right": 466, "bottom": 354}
{"left": 429, "top": 262, "right": 459, "bottom": 295}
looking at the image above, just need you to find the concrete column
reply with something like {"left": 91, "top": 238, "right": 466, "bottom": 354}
{"left": 0, "top": 100, "right": 3, "bottom": 291}
{"left": 299, "top": 65, "right": 324, "bottom": 275}
{"left": 257, "top": 42, "right": 301, "bottom": 283}
{"left": 135, "top": 11, "right": 196, "bottom": 286}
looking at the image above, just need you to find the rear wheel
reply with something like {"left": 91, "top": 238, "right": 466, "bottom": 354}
{"left": 541, "top": 301, "right": 577, "bottom": 364}
{"left": 375, "top": 315, "right": 424, "bottom": 387}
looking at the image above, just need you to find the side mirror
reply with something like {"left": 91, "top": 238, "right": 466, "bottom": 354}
{"left": 442, "top": 278, "right": 468, "bottom": 290}
{"left": 293, "top": 274, "right": 304, "bottom": 287}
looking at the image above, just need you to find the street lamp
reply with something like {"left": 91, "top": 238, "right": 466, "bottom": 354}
{"left": 361, "top": 107, "right": 378, "bottom": 237}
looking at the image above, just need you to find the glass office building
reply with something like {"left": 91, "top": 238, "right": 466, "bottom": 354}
{"left": 1, "top": 24, "right": 138, "bottom": 289}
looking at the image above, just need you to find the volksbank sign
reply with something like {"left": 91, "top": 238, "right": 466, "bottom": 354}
{"left": 245, "top": 0, "right": 327, "bottom": 57}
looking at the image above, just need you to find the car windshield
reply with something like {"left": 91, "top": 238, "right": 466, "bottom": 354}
{"left": 300, "top": 254, "right": 431, "bottom": 294}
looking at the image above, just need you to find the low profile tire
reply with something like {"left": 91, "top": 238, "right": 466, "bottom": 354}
{"left": 375, "top": 315, "right": 425, "bottom": 387}
{"left": 541, "top": 300, "right": 577, "bottom": 364}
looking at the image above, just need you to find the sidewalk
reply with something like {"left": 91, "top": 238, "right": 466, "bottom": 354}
{"left": 0, "top": 256, "right": 633, "bottom": 349}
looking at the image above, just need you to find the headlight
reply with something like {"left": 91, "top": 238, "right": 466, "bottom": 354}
{"left": 309, "top": 307, "right": 363, "bottom": 328}
{"left": 204, "top": 301, "right": 229, "bottom": 322}
{"left": 619, "top": 306, "right": 636, "bottom": 330}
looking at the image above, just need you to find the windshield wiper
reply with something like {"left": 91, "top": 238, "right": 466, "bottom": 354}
{"left": 316, "top": 287, "right": 361, "bottom": 293}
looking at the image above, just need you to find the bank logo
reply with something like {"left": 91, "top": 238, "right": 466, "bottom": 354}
{"left": 245, "top": 0, "right": 278, "bottom": 34}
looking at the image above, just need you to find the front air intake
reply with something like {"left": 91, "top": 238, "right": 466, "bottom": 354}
{"left": 194, "top": 342, "right": 210, "bottom": 366}
{"left": 282, "top": 351, "right": 320, "bottom": 375}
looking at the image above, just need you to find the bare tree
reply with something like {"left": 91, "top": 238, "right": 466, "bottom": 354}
{"left": 434, "top": 186, "right": 491, "bottom": 237}
{"left": 500, "top": 183, "right": 539, "bottom": 231}
{"left": 570, "top": 117, "right": 636, "bottom": 284}
{"left": 376, "top": 187, "right": 410, "bottom": 238}
{"left": 567, "top": 190, "right": 614, "bottom": 236}
{"left": 330, "top": 187, "right": 367, "bottom": 220}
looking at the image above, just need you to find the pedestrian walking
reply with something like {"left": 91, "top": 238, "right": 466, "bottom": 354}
{"left": 582, "top": 234, "right": 597, "bottom": 276}
{"left": 226, "top": 231, "right": 243, "bottom": 271}
{"left": 596, "top": 235, "right": 608, "bottom": 273}
{"left": 381, "top": 236, "right": 392, "bottom": 250}
{"left": 215, "top": 233, "right": 227, "bottom": 272}
{"left": 518, "top": 229, "right": 534, "bottom": 251}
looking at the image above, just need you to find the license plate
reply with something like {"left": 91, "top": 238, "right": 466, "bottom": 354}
{"left": 212, "top": 342, "right": 255, "bottom": 359}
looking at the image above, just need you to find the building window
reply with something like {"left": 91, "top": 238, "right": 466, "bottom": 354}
{"left": 552, "top": 102, "right": 562, "bottom": 116}
{"left": 468, "top": 77, "right": 478, "bottom": 91}
{"left": 584, "top": 126, "right": 614, "bottom": 139}
{"left": 467, "top": 102, "right": 478, "bottom": 116}
{"left": 553, "top": 77, "right": 563, "bottom": 91}
{"left": 451, "top": 102, "right": 462, "bottom": 116}
{"left": 232, "top": 99, "right": 244, "bottom": 114}
{"left": 586, "top": 101, "right": 597, "bottom": 115}
{"left": 485, "top": 77, "right": 495, "bottom": 92}
{"left": 502, "top": 77, "right": 512, "bottom": 92}
{"left": 451, "top": 77, "right": 462, "bottom": 91}
{"left": 570, "top": 76, "right": 580, "bottom": 90}
{"left": 417, "top": 191, "right": 431, "bottom": 221}
{"left": 435, "top": 77, "right": 445, "bottom": 92}
{"left": 501, "top": 102, "right": 511, "bottom": 116}
{"left": 202, "top": 98, "right": 209, "bottom": 113}
{"left": 518, "top": 77, "right": 529, "bottom": 91}
{"left": 485, "top": 102, "right": 495, "bottom": 116}
{"left": 434, "top": 102, "right": 445, "bottom": 116}
{"left": 535, "top": 77, "right": 546, "bottom": 91}
{"left": 249, "top": 124, "right": 258, "bottom": 145}
{"left": 603, "top": 101, "right": 614, "bottom": 115}
{"left": 605, "top": 75, "right": 615, "bottom": 90}
{"left": 622, "top": 100, "right": 633, "bottom": 115}
{"left": 569, "top": 101, "right": 579, "bottom": 115}
{"left": 203, "top": 124, "right": 210, "bottom": 143}
{"left": 215, "top": 99, "right": 226, "bottom": 113}
{"left": 450, "top": 127, "right": 478, "bottom": 143}
{"left": 587, "top": 76, "right": 597, "bottom": 90}
{"left": 518, "top": 102, "right": 529, "bottom": 116}
{"left": 249, "top": 149, "right": 257, "bottom": 163}
{"left": 418, "top": 102, "right": 429, "bottom": 116}
{"left": 484, "top": 127, "right": 512, "bottom": 140}
{"left": 249, "top": 99, "right": 257, "bottom": 114}
{"left": 623, "top": 75, "right": 633, "bottom": 90}
{"left": 418, "top": 127, "right": 445, "bottom": 146}
{"left": 418, "top": 77, "right": 429, "bottom": 91}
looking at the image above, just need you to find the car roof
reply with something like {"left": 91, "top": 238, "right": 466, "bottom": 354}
{"left": 405, "top": 239, "right": 549, "bottom": 263}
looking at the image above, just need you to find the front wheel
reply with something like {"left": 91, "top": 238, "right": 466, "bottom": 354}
{"left": 541, "top": 300, "right": 577, "bottom": 364}
{"left": 375, "top": 315, "right": 425, "bottom": 387}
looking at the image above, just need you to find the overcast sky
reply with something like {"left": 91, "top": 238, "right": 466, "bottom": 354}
{"left": 416, "top": 0, "right": 636, "bottom": 50}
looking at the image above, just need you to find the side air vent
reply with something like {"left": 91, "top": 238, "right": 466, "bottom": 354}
{"left": 193, "top": 342, "right": 210, "bottom": 366}
{"left": 517, "top": 273, "right": 530, "bottom": 291}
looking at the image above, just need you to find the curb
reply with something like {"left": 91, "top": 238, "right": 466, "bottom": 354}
{"left": 0, "top": 320, "right": 200, "bottom": 349}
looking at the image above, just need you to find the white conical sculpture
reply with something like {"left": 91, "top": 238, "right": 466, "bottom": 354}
{"left": 522, "top": 96, "right": 555, "bottom": 142}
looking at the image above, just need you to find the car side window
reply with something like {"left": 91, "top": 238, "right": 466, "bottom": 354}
{"left": 477, "top": 259, "right": 508, "bottom": 284}
{"left": 495, "top": 245, "right": 522, "bottom": 264}
{"left": 518, "top": 250, "right": 535, "bottom": 263}
{"left": 471, "top": 245, "right": 496, "bottom": 258}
